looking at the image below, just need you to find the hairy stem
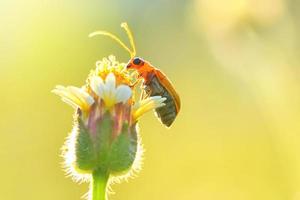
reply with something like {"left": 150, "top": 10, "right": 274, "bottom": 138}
{"left": 92, "top": 169, "right": 109, "bottom": 200}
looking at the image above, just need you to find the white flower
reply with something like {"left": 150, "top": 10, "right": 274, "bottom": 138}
{"left": 89, "top": 73, "right": 166, "bottom": 121}
{"left": 90, "top": 72, "right": 132, "bottom": 108}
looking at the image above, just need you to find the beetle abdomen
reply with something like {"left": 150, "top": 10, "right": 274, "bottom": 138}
{"left": 144, "top": 76, "right": 178, "bottom": 127}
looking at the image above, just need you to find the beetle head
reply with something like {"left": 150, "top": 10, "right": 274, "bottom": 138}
{"left": 127, "top": 57, "right": 145, "bottom": 70}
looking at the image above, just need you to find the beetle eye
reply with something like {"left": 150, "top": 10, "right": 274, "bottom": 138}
{"left": 133, "top": 57, "right": 142, "bottom": 65}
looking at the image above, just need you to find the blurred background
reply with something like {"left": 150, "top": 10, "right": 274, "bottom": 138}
{"left": 1, "top": 0, "right": 300, "bottom": 199}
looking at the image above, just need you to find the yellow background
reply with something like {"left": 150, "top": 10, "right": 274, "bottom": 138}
{"left": 1, "top": 0, "right": 300, "bottom": 199}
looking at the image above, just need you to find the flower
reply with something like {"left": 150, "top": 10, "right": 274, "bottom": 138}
{"left": 52, "top": 56, "right": 166, "bottom": 200}
{"left": 89, "top": 73, "right": 132, "bottom": 109}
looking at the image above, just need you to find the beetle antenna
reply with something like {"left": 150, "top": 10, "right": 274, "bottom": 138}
{"left": 89, "top": 30, "right": 133, "bottom": 57}
{"left": 121, "top": 22, "right": 136, "bottom": 58}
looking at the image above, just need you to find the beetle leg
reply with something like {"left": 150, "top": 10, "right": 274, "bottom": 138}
{"left": 130, "top": 77, "right": 143, "bottom": 88}
{"left": 141, "top": 88, "right": 150, "bottom": 100}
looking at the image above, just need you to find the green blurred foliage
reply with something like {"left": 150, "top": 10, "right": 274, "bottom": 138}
{"left": 1, "top": 0, "right": 300, "bottom": 199}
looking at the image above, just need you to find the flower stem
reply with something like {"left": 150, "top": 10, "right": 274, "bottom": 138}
{"left": 92, "top": 169, "right": 109, "bottom": 200}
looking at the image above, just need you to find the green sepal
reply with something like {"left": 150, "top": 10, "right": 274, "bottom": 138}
{"left": 75, "top": 118, "right": 97, "bottom": 170}
{"left": 108, "top": 124, "right": 138, "bottom": 172}
{"left": 95, "top": 113, "right": 113, "bottom": 170}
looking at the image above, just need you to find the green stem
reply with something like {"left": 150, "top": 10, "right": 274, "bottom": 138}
{"left": 92, "top": 169, "right": 109, "bottom": 200}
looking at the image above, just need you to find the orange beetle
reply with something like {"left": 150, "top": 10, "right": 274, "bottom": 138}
{"left": 89, "top": 23, "right": 180, "bottom": 127}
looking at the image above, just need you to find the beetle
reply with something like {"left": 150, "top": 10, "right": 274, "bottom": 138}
{"left": 89, "top": 23, "right": 180, "bottom": 127}
{"left": 126, "top": 57, "right": 180, "bottom": 127}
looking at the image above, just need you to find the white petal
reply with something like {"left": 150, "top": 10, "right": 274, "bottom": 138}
{"left": 52, "top": 86, "right": 83, "bottom": 109}
{"left": 68, "top": 86, "right": 90, "bottom": 106}
{"left": 133, "top": 96, "right": 165, "bottom": 111}
{"left": 104, "top": 73, "right": 117, "bottom": 105}
{"left": 132, "top": 97, "right": 153, "bottom": 111}
{"left": 78, "top": 89, "right": 95, "bottom": 106}
{"left": 70, "top": 87, "right": 94, "bottom": 110}
{"left": 61, "top": 97, "right": 79, "bottom": 109}
{"left": 115, "top": 85, "right": 132, "bottom": 103}
{"left": 90, "top": 76, "right": 105, "bottom": 98}
{"left": 105, "top": 73, "right": 116, "bottom": 93}
{"left": 133, "top": 96, "right": 167, "bottom": 121}
{"left": 53, "top": 85, "right": 94, "bottom": 111}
